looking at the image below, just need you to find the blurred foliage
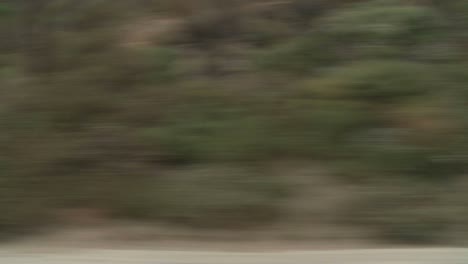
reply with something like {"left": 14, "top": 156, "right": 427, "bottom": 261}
{"left": 0, "top": 3, "right": 11, "bottom": 16}
{"left": 321, "top": 1, "right": 444, "bottom": 44}
{"left": 255, "top": 35, "right": 337, "bottom": 73}
{"left": 343, "top": 180, "right": 452, "bottom": 243}
{"left": 1, "top": 0, "right": 468, "bottom": 244}
{"left": 114, "top": 166, "right": 288, "bottom": 228}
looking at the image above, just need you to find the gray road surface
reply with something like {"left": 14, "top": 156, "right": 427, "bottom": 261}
{"left": 0, "top": 248, "right": 467, "bottom": 264}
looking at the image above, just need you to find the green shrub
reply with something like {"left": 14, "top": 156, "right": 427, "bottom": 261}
{"left": 0, "top": 3, "right": 12, "bottom": 16}
{"left": 244, "top": 18, "right": 294, "bottom": 47}
{"left": 320, "top": 0, "right": 445, "bottom": 59}
{"left": 344, "top": 181, "right": 451, "bottom": 243}
{"left": 150, "top": 47, "right": 178, "bottom": 81}
{"left": 114, "top": 166, "right": 288, "bottom": 228}
{"left": 255, "top": 35, "right": 337, "bottom": 73}
{"left": 274, "top": 99, "right": 375, "bottom": 158}
{"left": 302, "top": 61, "right": 468, "bottom": 180}
{"left": 307, "top": 61, "right": 435, "bottom": 102}
{"left": 289, "top": 0, "right": 332, "bottom": 23}
{"left": 0, "top": 169, "right": 50, "bottom": 236}
{"left": 139, "top": 113, "right": 274, "bottom": 163}
{"left": 92, "top": 47, "right": 177, "bottom": 87}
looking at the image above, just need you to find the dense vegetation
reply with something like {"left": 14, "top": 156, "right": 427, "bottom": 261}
{"left": 1, "top": 0, "right": 468, "bottom": 244}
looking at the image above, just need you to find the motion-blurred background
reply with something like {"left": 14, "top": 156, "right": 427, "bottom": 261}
{"left": 1, "top": 0, "right": 468, "bottom": 246}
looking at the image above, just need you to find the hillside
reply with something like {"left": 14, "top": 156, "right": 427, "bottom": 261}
{"left": 1, "top": 0, "right": 468, "bottom": 245}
